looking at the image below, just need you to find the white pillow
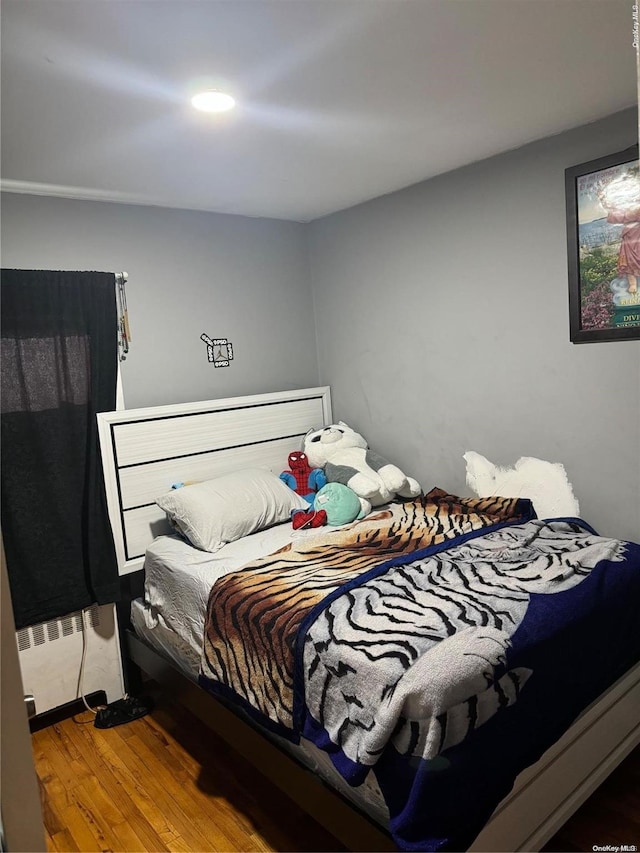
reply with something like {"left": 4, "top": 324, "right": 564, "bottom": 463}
{"left": 463, "top": 451, "right": 580, "bottom": 520}
{"left": 156, "top": 468, "right": 309, "bottom": 552}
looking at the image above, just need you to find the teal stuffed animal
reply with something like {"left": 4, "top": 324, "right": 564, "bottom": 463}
{"left": 313, "top": 482, "right": 371, "bottom": 526}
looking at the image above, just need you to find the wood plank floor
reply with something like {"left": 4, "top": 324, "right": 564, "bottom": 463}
{"left": 32, "top": 689, "right": 640, "bottom": 852}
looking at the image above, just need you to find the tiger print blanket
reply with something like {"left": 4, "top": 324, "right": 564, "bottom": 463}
{"left": 200, "top": 489, "right": 531, "bottom": 731}
{"left": 199, "top": 490, "right": 640, "bottom": 851}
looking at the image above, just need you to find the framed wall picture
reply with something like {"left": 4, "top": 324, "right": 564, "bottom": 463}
{"left": 565, "top": 144, "right": 639, "bottom": 343}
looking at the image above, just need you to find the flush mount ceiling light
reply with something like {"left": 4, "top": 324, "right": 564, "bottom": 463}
{"left": 191, "top": 90, "right": 236, "bottom": 113}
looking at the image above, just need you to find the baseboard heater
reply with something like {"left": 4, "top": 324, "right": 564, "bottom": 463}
{"left": 16, "top": 603, "right": 124, "bottom": 716}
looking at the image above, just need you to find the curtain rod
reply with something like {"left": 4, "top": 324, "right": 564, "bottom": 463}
{"left": 116, "top": 273, "right": 131, "bottom": 361}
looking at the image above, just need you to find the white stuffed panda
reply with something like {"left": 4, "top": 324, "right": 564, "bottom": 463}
{"left": 304, "top": 421, "right": 422, "bottom": 507}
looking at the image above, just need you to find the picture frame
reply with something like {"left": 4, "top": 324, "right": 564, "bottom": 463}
{"left": 565, "top": 144, "right": 640, "bottom": 343}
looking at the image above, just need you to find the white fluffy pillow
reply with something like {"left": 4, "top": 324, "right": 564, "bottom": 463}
{"left": 156, "top": 468, "right": 309, "bottom": 552}
{"left": 464, "top": 452, "right": 580, "bottom": 520}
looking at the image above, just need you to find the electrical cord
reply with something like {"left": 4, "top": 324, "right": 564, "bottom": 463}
{"left": 77, "top": 606, "right": 107, "bottom": 715}
{"left": 75, "top": 606, "right": 148, "bottom": 727}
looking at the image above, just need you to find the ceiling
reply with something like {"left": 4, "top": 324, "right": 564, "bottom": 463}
{"left": 1, "top": 0, "right": 638, "bottom": 222}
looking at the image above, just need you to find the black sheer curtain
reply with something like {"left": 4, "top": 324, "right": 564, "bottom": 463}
{"left": 1, "top": 270, "right": 120, "bottom": 629}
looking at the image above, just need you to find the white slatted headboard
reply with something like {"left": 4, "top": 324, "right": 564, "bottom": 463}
{"left": 97, "top": 387, "right": 332, "bottom": 576}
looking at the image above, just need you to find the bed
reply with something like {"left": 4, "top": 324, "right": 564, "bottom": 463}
{"left": 97, "top": 386, "right": 640, "bottom": 852}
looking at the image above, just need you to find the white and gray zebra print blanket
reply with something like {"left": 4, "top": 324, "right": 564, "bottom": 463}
{"left": 302, "top": 519, "right": 626, "bottom": 777}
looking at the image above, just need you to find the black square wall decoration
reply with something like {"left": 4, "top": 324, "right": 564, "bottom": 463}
{"left": 201, "top": 334, "right": 234, "bottom": 367}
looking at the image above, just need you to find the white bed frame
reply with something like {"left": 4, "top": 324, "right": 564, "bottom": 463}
{"left": 97, "top": 386, "right": 640, "bottom": 852}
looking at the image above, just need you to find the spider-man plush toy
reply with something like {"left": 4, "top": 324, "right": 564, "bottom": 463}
{"left": 279, "top": 451, "right": 327, "bottom": 504}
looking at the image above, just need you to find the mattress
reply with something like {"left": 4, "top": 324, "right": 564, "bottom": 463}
{"left": 139, "top": 525, "right": 302, "bottom": 668}
{"left": 131, "top": 525, "right": 390, "bottom": 826}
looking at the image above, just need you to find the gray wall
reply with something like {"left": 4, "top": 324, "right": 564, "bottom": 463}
{"left": 307, "top": 108, "right": 639, "bottom": 542}
{"left": 0, "top": 194, "right": 318, "bottom": 408}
